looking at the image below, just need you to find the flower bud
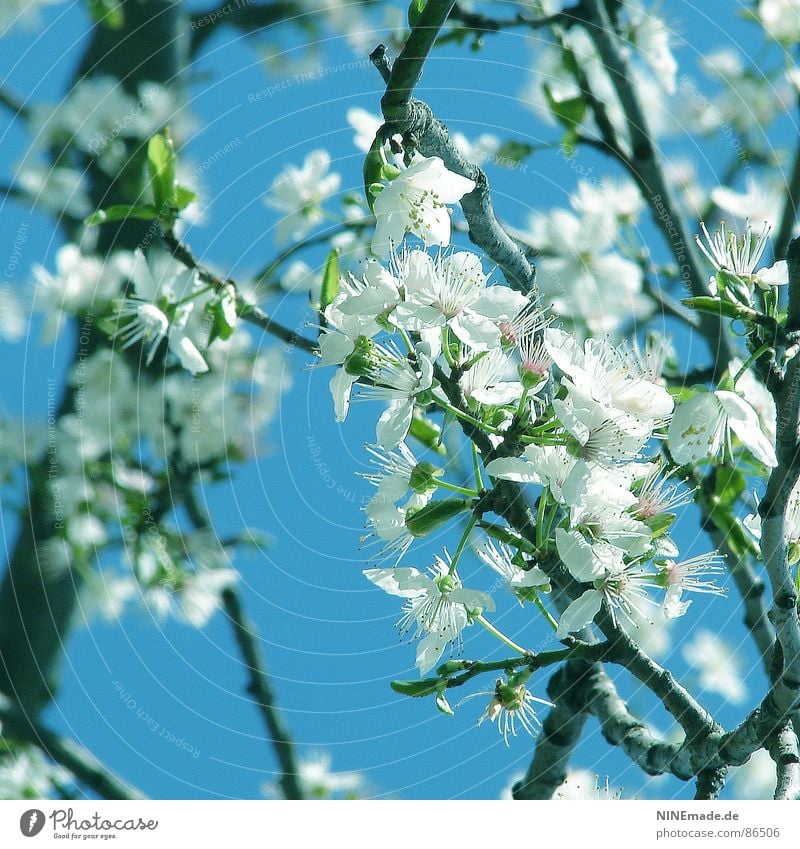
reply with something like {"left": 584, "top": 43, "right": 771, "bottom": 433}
{"left": 409, "top": 461, "right": 443, "bottom": 494}
{"left": 343, "top": 336, "right": 375, "bottom": 377}
{"left": 391, "top": 678, "right": 441, "bottom": 697}
{"left": 405, "top": 498, "right": 473, "bottom": 538}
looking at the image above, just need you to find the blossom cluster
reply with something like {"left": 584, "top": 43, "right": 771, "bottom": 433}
{"left": 313, "top": 135, "right": 780, "bottom": 739}
{"left": 5, "top": 236, "right": 291, "bottom": 628}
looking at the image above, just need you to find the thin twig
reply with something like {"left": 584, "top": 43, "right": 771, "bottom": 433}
{"left": 221, "top": 588, "right": 305, "bottom": 800}
{"left": 0, "top": 85, "right": 29, "bottom": 119}
{"left": 371, "top": 0, "right": 536, "bottom": 294}
{"left": 183, "top": 490, "right": 305, "bottom": 800}
{"left": 162, "top": 230, "right": 318, "bottom": 355}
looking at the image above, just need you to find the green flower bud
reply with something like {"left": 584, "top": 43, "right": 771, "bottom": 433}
{"left": 409, "top": 461, "right": 443, "bottom": 494}
{"left": 343, "top": 336, "right": 375, "bottom": 377}
{"left": 391, "top": 678, "right": 441, "bottom": 698}
{"left": 405, "top": 498, "right": 473, "bottom": 538}
{"left": 520, "top": 367, "right": 545, "bottom": 391}
{"left": 435, "top": 573, "right": 458, "bottom": 595}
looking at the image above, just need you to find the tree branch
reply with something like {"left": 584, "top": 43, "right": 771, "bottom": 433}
{"left": 579, "top": 0, "right": 733, "bottom": 374}
{"left": 0, "top": 85, "right": 29, "bottom": 120}
{"left": 0, "top": 695, "right": 145, "bottom": 800}
{"left": 162, "top": 230, "right": 318, "bottom": 355}
{"left": 0, "top": 0, "right": 185, "bottom": 717}
{"left": 371, "top": 2, "right": 537, "bottom": 294}
{"left": 182, "top": 490, "right": 305, "bottom": 800}
{"left": 769, "top": 722, "right": 800, "bottom": 800}
{"left": 220, "top": 588, "right": 305, "bottom": 800}
{"left": 512, "top": 660, "right": 593, "bottom": 799}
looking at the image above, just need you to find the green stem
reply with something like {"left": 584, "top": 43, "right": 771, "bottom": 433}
{"left": 472, "top": 441, "right": 485, "bottom": 491}
{"left": 436, "top": 400, "right": 501, "bottom": 435}
{"left": 476, "top": 614, "right": 528, "bottom": 655}
{"left": 437, "top": 480, "right": 480, "bottom": 497}
{"left": 442, "top": 327, "right": 458, "bottom": 369}
{"left": 448, "top": 514, "right": 478, "bottom": 574}
{"left": 171, "top": 282, "right": 215, "bottom": 309}
{"left": 733, "top": 342, "right": 771, "bottom": 387}
{"left": 517, "top": 386, "right": 530, "bottom": 419}
{"left": 532, "top": 590, "right": 559, "bottom": 632}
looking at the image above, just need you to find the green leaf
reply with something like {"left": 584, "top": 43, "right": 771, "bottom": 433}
{"left": 543, "top": 83, "right": 586, "bottom": 131}
{"left": 147, "top": 131, "right": 177, "bottom": 213}
{"left": 643, "top": 512, "right": 676, "bottom": 539}
{"left": 435, "top": 692, "right": 454, "bottom": 716}
{"left": 391, "top": 678, "right": 441, "bottom": 697}
{"left": 85, "top": 204, "right": 158, "bottom": 225}
{"left": 88, "top": 0, "right": 125, "bottom": 29}
{"left": 714, "top": 466, "right": 746, "bottom": 510}
{"left": 206, "top": 286, "right": 238, "bottom": 345}
{"left": 407, "top": 0, "right": 427, "bottom": 28}
{"left": 172, "top": 184, "right": 197, "bottom": 211}
{"left": 319, "top": 249, "right": 340, "bottom": 313}
{"left": 495, "top": 140, "right": 535, "bottom": 167}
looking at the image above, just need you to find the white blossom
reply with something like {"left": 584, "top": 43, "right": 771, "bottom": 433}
{"left": 359, "top": 343, "right": 434, "bottom": 449}
{"left": 371, "top": 156, "right": 475, "bottom": 256}
{"left": 527, "top": 207, "right": 648, "bottom": 334}
{"left": 476, "top": 539, "right": 549, "bottom": 601}
{"left": 265, "top": 149, "right": 341, "bottom": 243}
{"left": 668, "top": 390, "right": 777, "bottom": 467}
{"left": 115, "top": 249, "right": 209, "bottom": 374}
{"left": 364, "top": 555, "right": 494, "bottom": 674}
{"left": 263, "top": 751, "right": 365, "bottom": 800}
{"left": 696, "top": 221, "right": 786, "bottom": 292}
{"left": 347, "top": 107, "right": 383, "bottom": 152}
{"left": 758, "top": 0, "right": 800, "bottom": 41}
{"left": 459, "top": 349, "right": 523, "bottom": 406}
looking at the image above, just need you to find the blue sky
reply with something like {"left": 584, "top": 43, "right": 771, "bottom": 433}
{"left": 0, "top": 0, "right": 788, "bottom": 799}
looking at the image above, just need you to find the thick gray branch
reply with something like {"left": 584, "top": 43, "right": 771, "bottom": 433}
{"left": 769, "top": 722, "right": 800, "bottom": 800}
